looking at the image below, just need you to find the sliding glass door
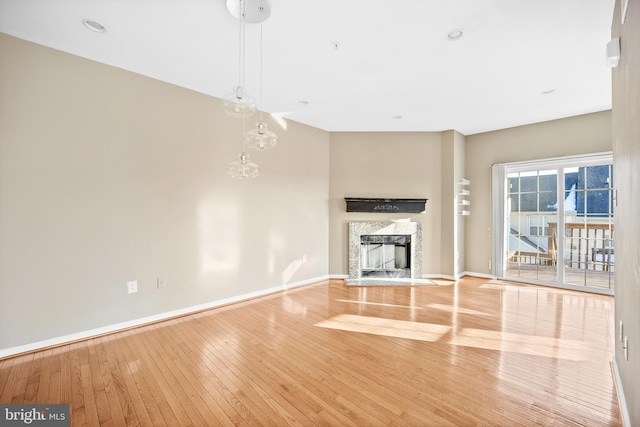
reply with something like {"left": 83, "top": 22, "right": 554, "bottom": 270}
{"left": 496, "top": 154, "right": 614, "bottom": 294}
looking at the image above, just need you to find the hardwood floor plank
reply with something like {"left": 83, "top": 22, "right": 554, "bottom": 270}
{"left": 0, "top": 277, "right": 622, "bottom": 426}
{"left": 0, "top": 357, "right": 14, "bottom": 399}
{"left": 34, "top": 349, "right": 53, "bottom": 404}
{"left": 102, "top": 336, "right": 140, "bottom": 426}
{"left": 94, "top": 337, "right": 128, "bottom": 426}
{"left": 86, "top": 341, "right": 112, "bottom": 425}
{"left": 1, "top": 354, "right": 32, "bottom": 403}
{"left": 69, "top": 342, "right": 87, "bottom": 426}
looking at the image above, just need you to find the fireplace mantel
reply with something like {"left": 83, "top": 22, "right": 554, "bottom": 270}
{"left": 344, "top": 198, "right": 428, "bottom": 213}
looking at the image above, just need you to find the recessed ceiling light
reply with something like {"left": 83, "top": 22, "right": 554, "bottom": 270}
{"left": 392, "top": 115, "right": 403, "bottom": 119}
{"left": 446, "top": 29, "right": 464, "bottom": 41}
{"left": 541, "top": 89, "right": 555, "bottom": 95}
{"left": 82, "top": 19, "right": 106, "bottom": 33}
{"left": 298, "top": 100, "right": 309, "bottom": 106}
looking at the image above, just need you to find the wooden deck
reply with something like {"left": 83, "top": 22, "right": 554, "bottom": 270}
{"left": 0, "top": 277, "right": 621, "bottom": 426}
{"left": 507, "top": 262, "right": 614, "bottom": 291}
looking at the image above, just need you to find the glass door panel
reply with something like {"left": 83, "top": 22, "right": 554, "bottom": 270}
{"left": 506, "top": 169, "right": 558, "bottom": 282}
{"left": 563, "top": 165, "right": 614, "bottom": 290}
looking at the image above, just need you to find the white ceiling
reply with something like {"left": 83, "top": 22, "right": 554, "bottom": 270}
{"left": 0, "top": 0, "right": 615, "bottom": 135}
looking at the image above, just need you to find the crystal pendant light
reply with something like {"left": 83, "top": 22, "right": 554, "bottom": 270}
{"left": 246, "top": 12, "right": 277, "bottom": 151}
{"left": 229, "top": 116, "right": 259, "bottom": 179}
{"left": 224, "top": 86, "right": 256, "bottom": 119}
{"left": 227, "top": 151, "right": 259, "bottom": 179}
{"left": 224, "top": 0, "right": 256, "bottom": 119}
{"left": 246, "top": 121, "right": 277, "bottom": 150}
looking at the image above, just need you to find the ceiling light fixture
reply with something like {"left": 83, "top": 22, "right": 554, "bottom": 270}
{"left": 227, "top": 151, "right": 260, "bottom": 179}
{"left": 541, "top": 89, "right": 555, "bottom": 95}
{"left": 227, "top": 0, "right": 259, "bottom": 179}
{"left": 246, "top": 9, "right": 277, "bottom": 151}
{"left": 82, "top": 19, "right": 106, "bottom": 33}
{"left": 223, "top": 0, "right": 256, "bottom": 119}
{"left": 446, "top": 29, "right": 464, "bottom": 41}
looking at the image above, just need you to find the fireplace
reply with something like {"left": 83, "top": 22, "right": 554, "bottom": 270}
{"left": 348, "top": 221, "right": 422, "bottom": 279}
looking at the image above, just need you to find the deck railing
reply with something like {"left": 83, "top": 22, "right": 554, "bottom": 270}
{"left": 509, "top": 221, "right": 614, "bottom": 272}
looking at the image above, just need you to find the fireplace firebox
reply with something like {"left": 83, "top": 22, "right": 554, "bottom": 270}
{"left": 360, "top": 234, "right": 411, "bottom": 278}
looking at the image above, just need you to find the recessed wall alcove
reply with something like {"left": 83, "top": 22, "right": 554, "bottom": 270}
{"left": 348, "top": 221, "right": 422, "bottom": 279}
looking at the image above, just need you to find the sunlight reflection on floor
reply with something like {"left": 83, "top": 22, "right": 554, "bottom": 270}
{"left": 315, "top": 314, "right": 451, "bottom": 342}
{"left": 316, "top": 314, "right": 587, "bottom": 360}
{"left": 335, "top": 299, "right": 426, "bottom": 310}
{"left": 426, "top": 303, "right": 492, "bottom": 316}
{"left": 449, "top": 328, "right": 586, "bottom": 361}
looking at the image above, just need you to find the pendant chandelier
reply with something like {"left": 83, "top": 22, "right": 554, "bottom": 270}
{"left": 225, "top": 0, "right": 274, "bottom": 179}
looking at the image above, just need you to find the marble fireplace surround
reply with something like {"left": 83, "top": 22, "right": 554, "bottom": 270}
{"left": 348, "top": 221, "right": 422, "bottom": 280}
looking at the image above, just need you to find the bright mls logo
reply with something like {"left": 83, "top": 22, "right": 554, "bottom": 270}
{"left": 0, "top": 405, "right": 69, "bottom": 426}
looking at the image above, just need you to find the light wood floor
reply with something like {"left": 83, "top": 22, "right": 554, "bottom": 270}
{"left": 0, "top": 277, "right": 621, "bottom": 426}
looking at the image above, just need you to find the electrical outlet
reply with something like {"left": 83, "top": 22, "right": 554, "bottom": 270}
{"left": 623, "top": 336, "right": 629, "bottom": 361}
{"left": 127, "top": 280, "right": 138, "bottom": 294}
{"left": 157, "top": 278, "right": 166, "bottom": 289}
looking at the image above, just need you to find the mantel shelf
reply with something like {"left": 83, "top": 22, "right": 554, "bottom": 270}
{"left": 345, "top": 198, "right": 428, "bottom": 213}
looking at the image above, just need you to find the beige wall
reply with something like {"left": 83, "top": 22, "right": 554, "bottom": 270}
{"left": 0, "top": 34, "right": 330, "bottom": 349}
{"left": 464, "top": 111, "right": 612, "bottom": 274}
{"left": 329, "top": 132, "right": 443, "bottom": 276}
{"left": 612, "top": 0, "right": 640, "bottom": 423}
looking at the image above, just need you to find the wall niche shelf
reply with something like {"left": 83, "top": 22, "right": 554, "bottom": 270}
{"left": 457, "top": 179, "right": 471, "bottom": 216}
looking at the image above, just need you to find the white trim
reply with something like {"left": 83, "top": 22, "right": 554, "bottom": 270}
{"left": 459, "top": 271, "right": 495, "bottom": 279}
{"left": 491, "top": 163, "right": 508, "bottom": 277}
{"left": 611, "top": 358, "right": 631, "bottom": 427}
{"left": 425, "top": 273, "right": 457, "bottom": 281}
{"left": 493, "top": 152, "right": 613, "bottom": 171}
{"left": 0, "top": 275, "right": 330, "bottom": 359}
{"left": 336, "top": 272, "right": 479, "bottom": 282}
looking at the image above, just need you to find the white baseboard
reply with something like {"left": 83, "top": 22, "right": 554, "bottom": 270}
{"left": 331, "top": 273, "right": 490, "bottom": 282}
{"left": 0, "top": 275, "right": 330, "bottom": 360}
{"left": 459, "top": 271, "right": 495, "bottom": 279}
{"left": 611, "top": 357, "right": 632, "bottom": 427}
{"left": 423, "top": 273, "right": 457, "bottom": 281}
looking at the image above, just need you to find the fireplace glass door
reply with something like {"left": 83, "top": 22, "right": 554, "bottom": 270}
{"left": 360, "top": 235, "right": 411, "bottom": 278}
